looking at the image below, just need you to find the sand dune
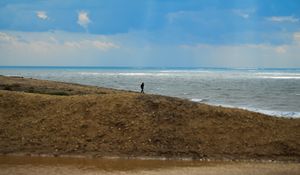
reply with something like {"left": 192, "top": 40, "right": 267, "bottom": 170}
{"left": 0, "top": 75, "right": 299, "bottom": 161}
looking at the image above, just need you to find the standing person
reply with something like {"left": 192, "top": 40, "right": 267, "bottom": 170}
{"left": 140, "top": 82, "right": 144, "bottom": 93}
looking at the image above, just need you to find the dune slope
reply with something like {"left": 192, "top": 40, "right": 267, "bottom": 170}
{"left": 0, "top": 76, "right": 299, "bottom": 161}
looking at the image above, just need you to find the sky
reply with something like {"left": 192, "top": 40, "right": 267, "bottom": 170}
{"left": 0, "top": 0, "right": 300, "bottom": 68}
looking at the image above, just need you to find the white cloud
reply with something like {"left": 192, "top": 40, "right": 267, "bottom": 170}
{"left": 64, "top": 40, "right": 119, "bottom": 51}
{"left": 266, "top": 16, "right": 299, "bottom": 23}
{"left": 293, "top": 32, "right": 300, "bottom": 43}
{"left": 239, "top": 13, "right": 249, "bottom": 19}
{"left": 181, "top": 43, "right": 289, "bottom": 54}
{"left": 0, "top": 31, "right": 122, "bottom": 66}
{"left": 0, "top": 32, "right": 18, "bottom": 42}
{"left": 64, "top": 41, "right": 81, "bottom": 49}
{"left": 77, "top": 11, "right": 91, "bottom": 30}
{"left": 49, "top": 36, "right": 58, "bottom": 44}
{"left": 92, "top": 41, "right": 119, "bottom": 50}
{"left": 1, "top": 31, "right": 300, "bottom": 67}
{"left": 36, "top": 11, "right": 49, "bottom": 20}
{"left": 166, "top": 9, "right": 255, "bottom": 25}
{"left": 275, "top": 46, "right": 287, "bottom": 54}
{"left": 232, "top": 9, "right": 256, "bottom": 19}
{"left": 179, "top": 41, "right": 300, "bottom": 67}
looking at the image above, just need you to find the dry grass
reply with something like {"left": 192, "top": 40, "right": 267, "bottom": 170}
{"left": 0, "top": 76, "right": 299, "bottom": 161}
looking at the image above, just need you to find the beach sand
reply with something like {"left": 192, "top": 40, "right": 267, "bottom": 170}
{"left": 0, "top": 75, "right": 300, "bottom": 162}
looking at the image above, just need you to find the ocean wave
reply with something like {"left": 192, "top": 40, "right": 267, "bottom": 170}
{"left": 190, "top": 98, "right": 210, "bottom": 103}
{"left": 255, "top": 72, "right": 300, "bottom": 79}
{"left": 252, "top": 109, "right": 300, "bottom": 118}
{"left": 78, "top": 72, "right": 175, "bottom": 76}
{"left": 255, "top": 72, "right": 300, "bottom": 76}
{"left": 232, "top": 106, "right": 300, "bottom": 118}
{"left": 159, "top": 70, "right": 211, "bottom": 73}
{"left": 75, "top": 71, "right": 300, "bottom": 79}
{"left": 259, "top": 76, "right": 300, "bottom": 79}
{"left": 78, "top": 72, "right": 102, "bottom": 76}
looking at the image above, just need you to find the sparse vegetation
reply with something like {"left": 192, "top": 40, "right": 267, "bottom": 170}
{"left": 46, "top": 91, "right": 69, "bottom": 96}
{"left": 3, "top": 85, "right": 12, "bottom": 91}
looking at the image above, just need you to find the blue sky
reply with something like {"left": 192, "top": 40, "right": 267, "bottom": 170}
{"left": 0, "top": 0, "right": 300, "bottom": 67}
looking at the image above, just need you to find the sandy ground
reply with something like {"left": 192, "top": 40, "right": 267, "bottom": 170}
{"left": 0, "top": 75, "right": 300, "bottom": 161}
{"left": 0, "top": 156, "right": 299, "bottom": 175}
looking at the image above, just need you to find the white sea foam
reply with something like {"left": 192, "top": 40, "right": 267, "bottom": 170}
{"left": 191, "top": 98, "right": 203, "bottom": 102}
{"left": 159, "top": 70, "right": 210, "bottom": 73}
{"left": 116, "top": 73, "right": 149, "bottom": 76}
{"left": 254, "top": 110, "right": 300, "bottom": 118}
{"left": 260, "top": 76, "right": 300, "bottom": 79}
{"left": 243, "top": 108, "right": 300, "bottom": 118}
{"left": 79, "top": 72, "right": 102, "bottom": 76}
{"left": 255, "top": 72, "right": 300, "bottom": 79}
{"left": 79, "top": 72, "right": 173, "bottom": 76}
{"left": 190, "top": 98, "right": 209, "bottom": 103}
{"left": 255, "top": 72, "right": 300, "bottom": 76}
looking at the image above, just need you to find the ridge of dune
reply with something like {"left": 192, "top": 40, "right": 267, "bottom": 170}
{"left": 0, "top": 75, "right": 299, "bottom": 161}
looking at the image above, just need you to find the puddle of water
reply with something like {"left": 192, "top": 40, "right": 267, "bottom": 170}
{"left": 0, "top": 155, "right": 215, "bottom": 171}
{"left": 0, "top": 155, "right": 299, "bottom": 175}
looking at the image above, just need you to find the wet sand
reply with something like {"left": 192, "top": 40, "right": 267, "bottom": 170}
{"left": 0, "top": 156, "right": 299, "bottom": 175}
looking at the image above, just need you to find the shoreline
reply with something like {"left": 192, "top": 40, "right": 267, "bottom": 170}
{"left": 200, "top": 102, "right": 300, "bottom": 119}
{"left": 2, "top": 74, "right": 299, "bottom": 119}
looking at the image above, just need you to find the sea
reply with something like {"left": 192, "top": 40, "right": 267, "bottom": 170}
{"left": 0, "top": 66, "right": 299, "bottom": 118}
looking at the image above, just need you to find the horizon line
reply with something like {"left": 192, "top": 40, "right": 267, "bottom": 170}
{"left": 0, "top": 66, "right": 300, "bottom": 70}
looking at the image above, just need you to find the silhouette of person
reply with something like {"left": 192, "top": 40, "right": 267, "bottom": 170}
{"left": 140, "top": 82, "right": 144, "bottom": 93}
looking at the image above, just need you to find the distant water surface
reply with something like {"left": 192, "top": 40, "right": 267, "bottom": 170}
{"left": 0, "top": 66, "right": 299, "bottom": 118}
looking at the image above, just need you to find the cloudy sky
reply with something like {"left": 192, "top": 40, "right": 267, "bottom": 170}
{"left": 0, "top": 0, "right": 300, "bottom": 67}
